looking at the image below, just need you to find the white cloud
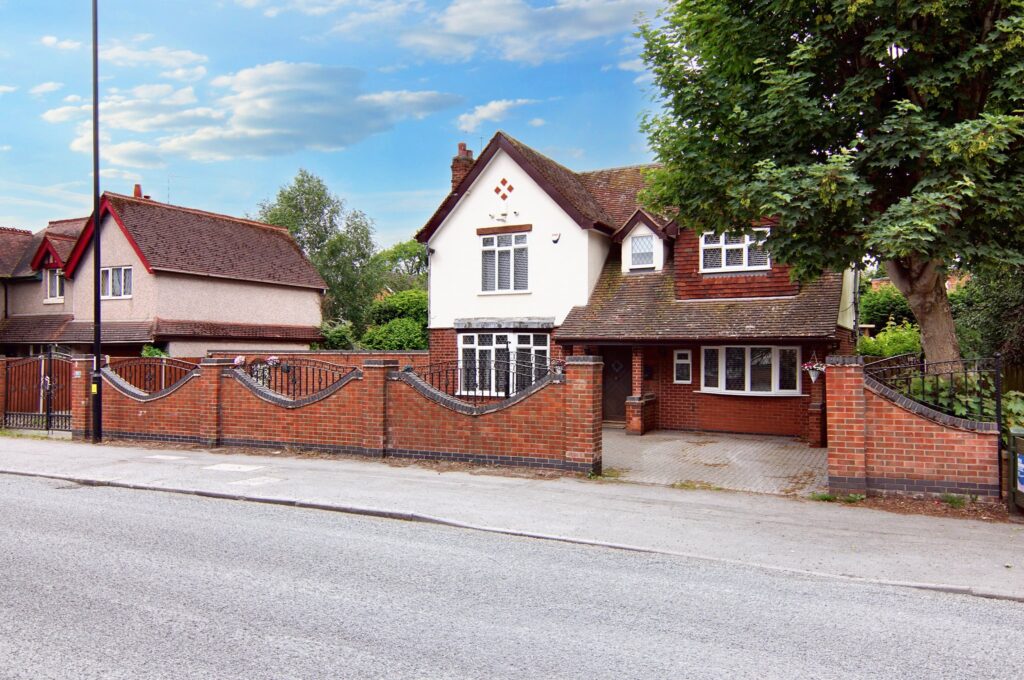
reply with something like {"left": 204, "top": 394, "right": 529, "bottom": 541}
{"left": 617, "top": 58, "right": 644, "bottom": 72}
{"left": 404, "top": 0, "right": 659, "bottom": 64}
{"left": 0, "top": 145, "right": 11, "bottom": 152}
{"left": 30, "top": 82, "right": 64, "bottom": 96}
{"left": 100, "top": 43, "right": 207, "bottom": 69}
{"left": 0, "top": 85, "right": 16, "bottom": 96}
{"left": 236, "top": 0, "right": 353, "bottom": 17}
{"left": 101, "top": 168, "right": 142, "bottom": 182}
{"left": 64, "top": 94, "right": 83, "bottom": 103}
{"left": 528, "top": 117, "right": 546, "bottom": 127}
{"left": 41, "top": 35, "right": 82, "bottom": 50}
{"left": 330, "top": 1, "right": 423, "bottom": 34}
{"left": 457, "top": 98, "right": 536, "bottom": 133}
{"left": 161, "top": 65, "right": 208, "bottom": 82}
{"left": 42, "top": 61, "right": 460, "bottom": 166}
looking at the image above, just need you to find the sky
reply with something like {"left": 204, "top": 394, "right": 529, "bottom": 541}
{"left": 0, "top": 0, "right": 660, "bottom": 246}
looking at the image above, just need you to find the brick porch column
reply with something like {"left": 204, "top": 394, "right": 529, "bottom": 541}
{"left": 0, "top": 357, "right": 6, "bottom": 425}
{"left": 564, "top": 356, "right": 603, "bottom": 475}
{"left": 806, "top": 365, "right": 826, "bottom": 448}
{"left": 826, "top": 356, "right": 867, "bottom": 493}
{"left": 198, "top": 358, "right": 233, "bottom": 447}
{"left": 361, "top": 359, "right": 397, "bottom": 457}
{"left": 70, "top": 356, "right": 94, "bottom": 440}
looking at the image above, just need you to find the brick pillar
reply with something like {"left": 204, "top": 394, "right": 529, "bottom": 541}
{"left": 806, "top": 367, "right": 826, "bottom": 448}
{"left": 564, "top": 356, "right": 603, "bottom": 475}
{"left": 630, "top": 346, "right": 644, "bottom": 396}
{"left": 826, "top": 356, "right": 867, "bottom": 493}
{"left": 361, "top": 359, "right": 397, "bottom": 457}
{"left": 70, "top": 356, "right": 94, "bottom": 440}
{"left": 198, "top": 358, "right": 232, "bottom": 447}
{"left": 0, "top": 357, "right": 6, "bottom": 425}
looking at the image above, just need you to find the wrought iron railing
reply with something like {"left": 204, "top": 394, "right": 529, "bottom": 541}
{"left": 865, "top": 353, "right": 1003, "bottom": 422}
{"left": 107, "top": 357, "right": 198, "bottom": 395}
{"left": 242, "top": 358, "right": 356, "bottom": 401}
{"left": 412, "top": 357, "right": 564, "bottom": 404}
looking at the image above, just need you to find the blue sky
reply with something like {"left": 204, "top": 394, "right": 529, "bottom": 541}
{"left": 0, "top": 0, "right": 659, "bottom": 245}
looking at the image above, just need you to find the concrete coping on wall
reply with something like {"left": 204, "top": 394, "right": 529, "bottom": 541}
{"left": 454, "top": 317, "right": 556, "bottom": 330}
{"left": 391, "top": 368, "right": 564, "bottom": 416}
{"left": 228, "top": 367, "right": 363, "bottom": 409}
{"left": 207, "top": 350, "right": 428, "bottom": 357}
{"left": 826, "top": 355, "right": 865, "bottom": 366}
{"left": 362, "top": 359, "right": 401, "bottom": 367}
{"left": 625, "top": 392, "right": 657, "bottom": 404}
{"left": 864, "top": 376, "right": 999, "bottom": 433}
{"left": 100, "top": 366, "right": 202, "bottom": 403}
{"left": 564, "top": 356, "right": 604, "bottom": 366}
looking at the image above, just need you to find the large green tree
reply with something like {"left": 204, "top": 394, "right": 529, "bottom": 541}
{"left": 257, "top": 170, "right": 381, "bottom": 334}
{"left": 641, "top": 0, "right": 1024, "bottom": 362}
{"left": 372, "top": 239, "right": 427, "bottom": 292}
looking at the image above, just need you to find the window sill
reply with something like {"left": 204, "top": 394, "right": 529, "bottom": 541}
{"left": 696, "top": 389, "right": 802, "bottom": 398}
{"left": 100, "top": 296, "right": 133, "bottom": 301}
{"left": 698, "top": 266, "right": 772, "bottom": 275}
{"left": 478, "top": 290, "right": 531, "bottom": 296}
{"left": 43, "top": 298, "right": 64, "bottom": 305}
{"left": 672, "top": 380, "right": 692, "bottom": 385}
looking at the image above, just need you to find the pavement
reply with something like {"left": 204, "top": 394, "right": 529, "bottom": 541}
{"left": 4, "top": 473, "right": 1024, "bottom": 679}
{"left": 0, "top": 434, "right": 1023, "bottom": 601}
{"left": 603, "top": 427, "right": 827, "bottom": 494}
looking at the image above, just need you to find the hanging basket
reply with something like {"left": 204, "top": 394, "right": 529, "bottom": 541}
{"left": 807, "top": 368, "right": 822, "bottom": 383}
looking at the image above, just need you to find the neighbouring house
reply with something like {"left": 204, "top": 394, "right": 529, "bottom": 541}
{"left": 0, "top": 186, "right": 325, "bottom": 357}
{"left": 416, "top": 132, "right": 857, "bottom": 444}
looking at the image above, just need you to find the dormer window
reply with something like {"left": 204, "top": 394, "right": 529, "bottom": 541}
{"left": 631, "top": 234, "right": 654, "bottom": 269}
{"left": 481, "top": 233, "right": 528, "bottom": 293}
{"left": 44, "top": 268, "right": 64, "bottom": 303}
{"left": 700, "top": 228, "right": 770, "bottom": 273}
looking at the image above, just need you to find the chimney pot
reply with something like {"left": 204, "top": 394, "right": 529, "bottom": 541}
{"left": 133, "top": 183, "right": 142, "bottom": 198}
{"left": 143, "top": 195, "right": 151, "bottom": 200}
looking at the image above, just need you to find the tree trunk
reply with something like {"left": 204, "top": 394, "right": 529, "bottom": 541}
{"left": 885, "top": 256, "right": 961, "bottom": 363}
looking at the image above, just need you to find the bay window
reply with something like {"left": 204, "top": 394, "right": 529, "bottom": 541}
{"left": 701, "top": 346, "right": 800, "bottom": 395}
{"left": 458, "top": 332, "right": 549, "bottom": 395}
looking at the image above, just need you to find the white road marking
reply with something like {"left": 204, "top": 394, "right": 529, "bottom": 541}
{"left": 228, "top": 476, "right": 282, "bottom": 487}
{"left": 202, "top": 463, "right": 265, "bottom": 472}
{"left": 145, "top": 455, "right": 185, "bottom": 461}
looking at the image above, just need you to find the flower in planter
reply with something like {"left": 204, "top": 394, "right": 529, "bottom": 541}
{"left": 802, "top": 360, "right": 827, "bottom": 383}
{"left": 266, "top": 356, "right": 280, "bottom": 366}
{"left": 233, "top": 355, "right": 246, "bottom": 367}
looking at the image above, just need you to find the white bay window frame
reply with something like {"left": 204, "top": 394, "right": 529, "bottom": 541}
{"left": 700, "top": 345, "right": 801, "bottom": 396}
{"left": 699, "top": 228, "right": 770, "bottom": 273}
{"left": 457, "top": 332, "right": 549, "bottom": 396}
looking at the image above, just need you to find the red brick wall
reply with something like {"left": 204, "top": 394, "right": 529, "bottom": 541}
{"left": 835, "top": 326, "right": 857, "bottom": 355}
{"left": 827, "top": 358, "right": 1001, "bottom": 498}
{"left": 100, "top": 366, "right": 215, "bottom": 445}
{"left": 674, "top": 229, "right": 800, "bottom": 300}
{"left": 428, "top": 329, "right": 457, "bottom": 364}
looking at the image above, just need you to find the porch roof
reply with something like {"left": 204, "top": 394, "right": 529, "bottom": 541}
{"left": 557, "top": 257, "right": 844, "bottom": 342}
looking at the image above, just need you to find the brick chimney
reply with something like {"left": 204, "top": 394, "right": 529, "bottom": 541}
{"left": 133, "top": 183, "right": 143, "bottom": 198}
{"left": 451, "top": 142, "right": 474, "bottom": 191}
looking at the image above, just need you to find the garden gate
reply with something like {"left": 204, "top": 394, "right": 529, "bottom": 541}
{"left": 3, "top": 352, "right": 73, "bottom": 431}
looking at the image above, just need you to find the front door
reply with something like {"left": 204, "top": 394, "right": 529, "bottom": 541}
{"left": 601, "top": 347, "right": 632, "bottom": 422}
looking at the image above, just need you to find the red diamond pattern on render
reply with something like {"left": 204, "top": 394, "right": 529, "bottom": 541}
{"left": 494, "top": 178, "right": 515, "bottom": 201}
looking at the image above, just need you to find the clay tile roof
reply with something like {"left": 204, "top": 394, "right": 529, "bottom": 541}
{"left": 103, "top": 193, "right": 326, "bottom": 290}
{"left": 56, "top": 321, "right": 155, "bottom": 344}
{"left": 557, "top": 255, "right": 844, "bottom": 342}
{"left": 0, "top": 227, "right": 34, "bottom": 277}
{"left": 578, "top": 164, "right": 661, "bottom": 228}
{"left": 153, "top": 319, "right": 323, "bottom": 342}
{"left": 0, "top": 315, "right": 74, "bottom": 343}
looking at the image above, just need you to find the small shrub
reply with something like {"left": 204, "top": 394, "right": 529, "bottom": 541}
{"left": 809, "top": 492, "right": 836, "bottom": 502}
{"left": 368, "top": 289, "right": 427, "bottom": 327}
{"left": 859, "top": 284, "right": 914, "bottom": 331}
{"left": 316, "top": 320, "right": 358, "bottom": 350}
{"left": 857, "top": 319, "right": 922, "bottom": 357}
{"left": 940, "top": 493, "right": 966, "bottom": 509}
{"left": 361, "top": 316, "right": 428, "bottom": 350}
{"left": 840, "top": 493, "right": 866, "bottom": 504}
{"left": 141, "top": 344, "right": 169, "bottom": 358}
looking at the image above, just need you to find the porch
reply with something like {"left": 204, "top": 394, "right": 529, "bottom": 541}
{"left": 602, "top": 427, "right": 827, "bottom": 495}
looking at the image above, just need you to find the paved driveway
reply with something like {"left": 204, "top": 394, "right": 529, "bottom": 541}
{"left": 603, "top": 428, "right": 827, "bottom": 495}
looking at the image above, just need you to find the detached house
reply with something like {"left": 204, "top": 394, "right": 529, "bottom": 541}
{"left": 0, "top": 187, "right": 324, "bottom": 356}
{"left": 416, "top": 132, "right": 856, "bottom": 444}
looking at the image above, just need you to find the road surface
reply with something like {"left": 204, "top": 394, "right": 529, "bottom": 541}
{"left": 1, "top": 475, "right": 1021, "bottom": 679}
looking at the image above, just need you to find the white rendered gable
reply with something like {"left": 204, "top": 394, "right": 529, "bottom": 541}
{"left": 425, "top": 148, "right": 609, "bottom": 329}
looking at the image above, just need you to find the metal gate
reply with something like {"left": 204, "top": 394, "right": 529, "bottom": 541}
{"left": 3, "top": 352, "right": 73, "bottom": 431}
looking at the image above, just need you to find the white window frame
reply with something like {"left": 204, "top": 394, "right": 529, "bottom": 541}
{"left": 630, "top": 233, "right": 656, "bottom": 270}
{"left": 673, "top": 350, "right": 692, "bottom": 384}
{"left": 699, "top": 228, "right": 770, "bottom": 273}
{"left": 100, "top": 266, "right": 133, "bottom": 300}
{"left": 700, "top": 345, "right": 801, "bottom": 396}
{"left": 480, "top": 233, "right": 529, "bottom": 294}
{"left": 457, "top": 331, "right": 549, "bottom": 396}
{"left": 44, "top": 268, "right": 65, "bottom": 303}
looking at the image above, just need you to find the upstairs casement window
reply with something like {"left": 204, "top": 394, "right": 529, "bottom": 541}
{"left": 481, "top": 233, "right": 528, "bottom": 293}
{"left": 44, "top": 268, "right": 65, "bottom": 302}
{"left": 700, "top": 228, "right": 770, "bottom": 273}
{"left": 701, "top": 346, "right": 800, "bottom": 396}
{"left": 100, "top": 266, "right": 133, "bottom": 299}
{"left": 458, "top": 332, "right": 549, "bottom": 396}
{"left": 630, "top": 234, "right": 655, "bottom": 270}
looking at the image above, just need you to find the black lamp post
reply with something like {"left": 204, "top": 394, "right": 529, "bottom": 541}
{"left": 91, "top": 0, "right": 103, "bottom": 442}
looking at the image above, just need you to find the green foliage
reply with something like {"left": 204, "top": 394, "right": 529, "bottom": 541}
{"left": 840, "top": 493, "right": 866, "bottom": 504}
{"left": 141, "top": 344, "right": 169, "bottom": 358}
{"left": 857, "top": 319, "right": 921, "bottom": 358}
{"left": 372, "top": 239, "right": 427, "bottom": 292}
{"left": 940, "top": 493, "right": 966, "bottom": 509}
{"left": 368, "top": 289, "right": 427, "bottom": 327}
{"left": 315, "top": 320, "right": 358, "bottom": 350}
{"left": 808, "top": 492, "right": 836, "bottom": 502}
{"left": 640, "top": 1, "right": 1024, "bottom": 361}
{"left": 953, "top": 264, "right": 1024, "bottom": 363}
{"left": 257, "top": 170, "right": 381, "bottom": 334}
{"left": 360, "top": 317, "right": 427, "bottom": 351}
{"left": 860, "top": 284, "right": 914, "bottom": 331}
